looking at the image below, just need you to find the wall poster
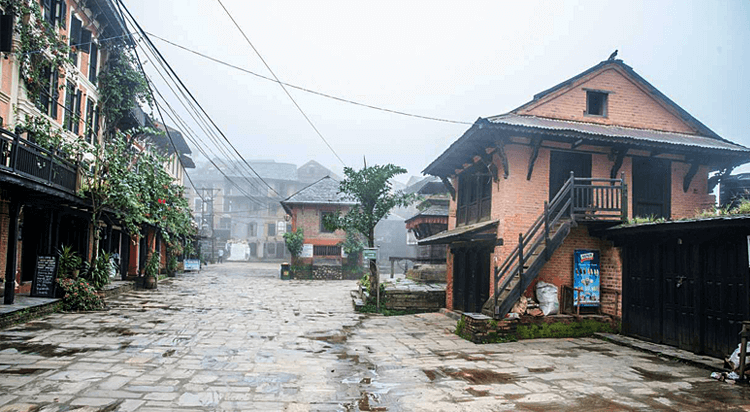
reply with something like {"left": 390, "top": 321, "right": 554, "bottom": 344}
{"left": 573, "top": 249, "right": 600, "bottom": 307}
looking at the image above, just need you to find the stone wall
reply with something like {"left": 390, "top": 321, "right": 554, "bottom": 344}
{"left": 384, "top": 289, "right": 445, "bottom": 312}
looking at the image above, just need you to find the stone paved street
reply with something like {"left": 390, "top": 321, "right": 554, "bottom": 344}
{"left": 0, "top": 262, "right": 749, "bottom": 411}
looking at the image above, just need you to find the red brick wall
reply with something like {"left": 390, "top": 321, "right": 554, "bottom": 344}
{"left": 533, "top": 225, "right": 622, "bottom": 317}
{"left": 292, "top": 204, "right": 348, "bottom": 245}
{"left": 517, "top": 65, "right": 698, "bottom": 135}
{"left": 444, "top": 140, "right": 712, "bottom": 316}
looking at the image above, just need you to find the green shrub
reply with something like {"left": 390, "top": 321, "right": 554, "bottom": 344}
{"left": 56, "top": 278, "right": 105, "bottom": 311}
{"left": 87, "top": 251, "right": 112, "bottom": 290}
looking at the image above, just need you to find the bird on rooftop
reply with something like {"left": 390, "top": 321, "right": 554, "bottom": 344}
{"left": 608, "top": 50, "right": 618, "bottom": 60}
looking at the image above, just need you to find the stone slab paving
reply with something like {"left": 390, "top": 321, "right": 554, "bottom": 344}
{"left": 0, "top": 262, "right": 747, "bottom": 411}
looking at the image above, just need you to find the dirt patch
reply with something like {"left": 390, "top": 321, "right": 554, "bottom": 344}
{"left": 99, "top": 327, "right": 136, "bottom": 336}
{"left": 306, "top": 332, "right": 348, "bottom": 344}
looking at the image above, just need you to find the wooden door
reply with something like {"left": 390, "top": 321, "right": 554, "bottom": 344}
{"left": 452, "top": 249, "right": 467, "bottom": 311}
{"left": 549, "top": 151, "right": 592, "bottom": 201}
{"left": 661, "top": 242, "right": 699, "bottom": 351}
{"left": 632, "top": 158, "right": 671, "bottom": 219}
{"left": 623, "top": 242, "right": 661, "bottom": 341}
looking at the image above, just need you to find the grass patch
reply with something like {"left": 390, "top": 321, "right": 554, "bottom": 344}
{"left": 357, "top": 303, "right": 422, "bottom": 316}
{"left": 516, "top": 319, "right": 617, "bottom": 339}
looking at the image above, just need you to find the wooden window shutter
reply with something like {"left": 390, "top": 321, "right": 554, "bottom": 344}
{"left": 69, "top": 16, "right": 81, "bottom": 46}
{"left": 79, "top": 28, "right": 91, "bottom": 53}
{"left": 57, "top": 0, "right": 66, "bottom": 29}
{"left": 93, "top": 104, "right": 100, "bottom": 140}
{"left": 73, "top": 89, "right": 82, "bottom": 134}
{"left": 50, "top": 69, "right": 59, "bottom": 119}
{"left": 0, "top": 14, "right": 13, "bottom": 53}
{"left": 88, "top": 42, "right": 98, "bottom": 83}
{"left": 43, "top": 0, "right": 53, "bottom": 24}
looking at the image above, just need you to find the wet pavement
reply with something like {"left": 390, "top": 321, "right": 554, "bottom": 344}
{"left": 0, "top": 262, "right": 748, "bottom": 411}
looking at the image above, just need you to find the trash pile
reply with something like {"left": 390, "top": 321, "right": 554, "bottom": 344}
{"left": 506, "top": 281, "right": 559, "bottom": 319}
{"left": 711, "top": 342, "right": 750, "bottom": 384}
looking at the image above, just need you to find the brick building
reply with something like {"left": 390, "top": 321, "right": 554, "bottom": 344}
{"left": 1, "top": 0, "right": 130, "bottom": 300}
{"left": 420, "top": 58, "right": 750, "bottom": 319}
{"left": 281, "top": 176, "right": 358, "bottom": 278}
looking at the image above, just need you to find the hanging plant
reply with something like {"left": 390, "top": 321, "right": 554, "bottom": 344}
{"left": 0, "top": 0, "right": 73, "bottom": 97}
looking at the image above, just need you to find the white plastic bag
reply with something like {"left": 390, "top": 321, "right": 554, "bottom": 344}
{"left": 727, "top": 342, "right": 750, "bottom": 370}
{"left": 536, "top": 281, "right": 559, "bottom": 316}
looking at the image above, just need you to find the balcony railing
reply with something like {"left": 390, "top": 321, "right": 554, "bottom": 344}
{"left": 0, "top": 128, "right": 79, "bottom": 194}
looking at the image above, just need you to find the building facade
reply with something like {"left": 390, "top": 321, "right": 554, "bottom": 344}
{"left": 421, "top": 58, "right": 750, "bottom": 320}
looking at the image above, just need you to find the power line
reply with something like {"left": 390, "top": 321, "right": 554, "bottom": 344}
{"left": 215, "top": 0, "right": 347, "bottom": 167}
{"left": 116, "top": 0, "right": 283, "bottom": 199}
{"left": 145, "top": 31, "right": 472, "bottom": 126}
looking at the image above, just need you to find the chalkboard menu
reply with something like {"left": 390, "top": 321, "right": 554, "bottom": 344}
{"left": 31, "top": 255, "right": 57, "bottom": 298}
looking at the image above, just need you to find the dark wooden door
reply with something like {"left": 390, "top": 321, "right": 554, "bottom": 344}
{"left": 661, "top": 242, "right": 699, "bottom": 350}
{"left": 549, "top": 151, "right": 591, "bottom": 201}
{"left": 452, "top": 246, "right": 492, "bottom": 313}
{"left": 701, "top": 235, "right": 750, "bottom": 358}
{"left": 632, "top": 157, "right": 671, "bottom": 219}
{"left": 623, "top": 242, "right": 661, "bottom": 341}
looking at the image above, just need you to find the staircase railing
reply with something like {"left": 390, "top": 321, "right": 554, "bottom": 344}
{"left": 491, "top": 171, "right": 627, "bottom": 317}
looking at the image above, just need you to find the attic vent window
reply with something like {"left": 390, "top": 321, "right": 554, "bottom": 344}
{"left": 586, "top": 90, "right": 608, "bottom": 117}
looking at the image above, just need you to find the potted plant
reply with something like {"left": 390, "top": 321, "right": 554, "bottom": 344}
{"left": 143, "top": 252, "right": 159, "bottom": 289}
{"left": 57, "top": 245, "right": 82, "bottom": 279}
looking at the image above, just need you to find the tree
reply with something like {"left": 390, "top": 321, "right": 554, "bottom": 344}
{"left": 283, "top": 228, "right": 304, "bottom": 262}
{"left": 325, "top": 163, "right": 415, "bottom": 304}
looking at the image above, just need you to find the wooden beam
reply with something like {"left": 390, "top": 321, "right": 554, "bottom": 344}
{"left": 609, "top": 148, "right": 626, "bottom": 179}
{"left": 475, "top": 150, "right": 498, "bottom": 182}
{"left": 494, "top": 141, "right": 509, "bottom": 179}
{"left": 683, "top": 163, "right": 700, "bottom": 193}
{"left": 440, "top": 176, "right": 456, "bottom": 200}
{"left": 527, "top": 138, "right": 542, "bottom": 180}
{"left": 572, "top": 138, "right": 585, "bottom": 149}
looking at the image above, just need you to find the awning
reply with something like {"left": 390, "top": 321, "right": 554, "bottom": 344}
{"left": 418, "top": 220, "right": 499, "bottom": 245}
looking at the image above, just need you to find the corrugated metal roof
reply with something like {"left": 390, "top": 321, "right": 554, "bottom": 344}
{"left": 418, "top": 220, "right": 498, "bottom": 245}
{"left": 487, "top": 114, "right": 749, "bottom": 152}
{"left": 606, "top": 214, "right": 750, "bottom": 234}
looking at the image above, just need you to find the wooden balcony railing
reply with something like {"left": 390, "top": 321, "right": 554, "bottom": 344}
{"left": 0, "top": 128, "right": 79, "bottom": 194}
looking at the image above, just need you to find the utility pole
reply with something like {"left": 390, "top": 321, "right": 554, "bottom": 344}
{"left": 197, "top": 187, "right": 220, "bottom": 263}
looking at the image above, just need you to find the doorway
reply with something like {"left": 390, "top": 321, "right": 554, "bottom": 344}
{"left": 451, "top": 245, "right": 492, "bottom": 313}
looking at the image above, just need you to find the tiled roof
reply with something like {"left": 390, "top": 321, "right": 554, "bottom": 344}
{"left": 280, "top": 176, "right": 356, "bottom": 206}
{"left": 407, "top": 205, "right": 449, "bottom": 221}
{"left": 487, "top": 114, "right": 749, "bottom": 152}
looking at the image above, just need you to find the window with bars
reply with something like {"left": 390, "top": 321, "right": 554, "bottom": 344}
{"left": 314, "top": 245, "right": 341, "bottom": 256}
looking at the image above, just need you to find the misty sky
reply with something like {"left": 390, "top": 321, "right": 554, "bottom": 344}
{"left": 124, "top": 0, "right": 750, "bottom": 182}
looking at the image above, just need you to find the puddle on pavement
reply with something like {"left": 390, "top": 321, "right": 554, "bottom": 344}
{"left": 357, "top": 391, "right": 386, "bottom": 411}
{"left": 466, "top": 387, "right": 490, "bottom": 397}
{"left": 527, "top": 366, "right": 555, "bottom": 373}
{"left": 99, "top": 326, "right": 136, "bottom": 336}
{"left": 631, "top": 366, "right": 681, "bottom": 382}
{"left": 306, "top": 331, "right": 348, "bottom": 344}
{"left": 423, "top": 367, "right": 516, "bottom": 384}
{"left": 1, "top": 368, "right": 47, "bottom": 375}
{"left": 0, "top": 341, "right": 98, "bottom": 357}
{"left": 162, "top": 349, "right": 176, "bottom": 357}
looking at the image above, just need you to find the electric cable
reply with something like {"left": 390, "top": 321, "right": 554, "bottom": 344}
{"left": 146, "top": 31, "right": 472, "bottom": 126}
{"left": 215, "top": 0, "right": 347, "bottom": 167}
{"left": 116, "top": 0, "right": 283, "bottom": 199}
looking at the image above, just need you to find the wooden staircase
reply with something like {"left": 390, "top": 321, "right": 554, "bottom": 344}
{"left": 482, "top": 172, "right": 628, "bottom": 319}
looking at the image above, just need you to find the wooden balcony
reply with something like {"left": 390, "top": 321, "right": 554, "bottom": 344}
{"left": 0, "top": 128, "right": 79, "bottom": 195}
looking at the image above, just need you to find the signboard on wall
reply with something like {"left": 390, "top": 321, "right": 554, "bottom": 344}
{"left": 300, "top": 244, "right": 313, "bottom": 258}
{"left": 363, "top": 248, "right": 377, "bottom": 260}
{"left": 184, "top": 259, "right": 201, "bottom": 271}
{"left": 573, "top": 249, "right": 600, "bottom": 307}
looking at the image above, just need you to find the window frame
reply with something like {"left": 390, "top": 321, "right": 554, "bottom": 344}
{"left": 584, "top": 89, "right": 610, "bottom": 118}
{"left": 456, "top": 166, "right": 493, "bottom": 227}
{"left": 320, "top": 211, "right": 334, "bottom": 233}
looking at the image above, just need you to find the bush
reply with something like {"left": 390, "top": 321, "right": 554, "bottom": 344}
{"left": 56, "top": 278, "right": 105, "bottom": 311}
{"left": 87, "top": 251, "right": 113, "bottom": 290}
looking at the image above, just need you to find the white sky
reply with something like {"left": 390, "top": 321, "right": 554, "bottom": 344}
{"left": 123, "top": 0, "right": 750, "bottom": 180}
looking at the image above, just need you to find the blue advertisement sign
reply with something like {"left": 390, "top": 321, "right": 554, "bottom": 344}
{"left": 184, "top": 259, "right": 201, "bottom": 271}
{"left": 573, "top": 249, "right": 600, "bottom": 307}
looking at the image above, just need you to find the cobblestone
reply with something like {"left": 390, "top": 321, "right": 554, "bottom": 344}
{"left": 0, "top": 262, "right": 748, "bottom": 411}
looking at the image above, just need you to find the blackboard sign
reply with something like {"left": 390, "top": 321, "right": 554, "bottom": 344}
{"left": 31, "top": 255, "right": 57, "bottom": 298}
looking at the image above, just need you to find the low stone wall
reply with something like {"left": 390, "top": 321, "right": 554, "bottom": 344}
{"left": 406, "top": 264, "right": 447, "bottom": 282}
{"left": 312, "top": 265, "right": 343, "bottom": 280}
{"left": 457, "top": 312, "right": 517, "bottom": 343}
{"left": 384, "top": 289, "right": 446, "bottom": 312}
